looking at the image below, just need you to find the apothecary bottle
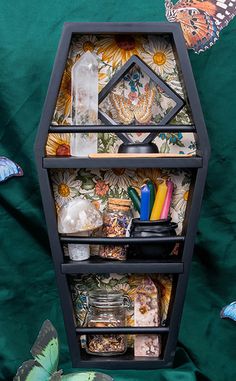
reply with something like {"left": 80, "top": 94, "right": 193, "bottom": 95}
{"left": 99, "top": 198, "right": 132, "bottom": 261}
{"left": 86, "top": 291, "right": 127, "bottom": 356}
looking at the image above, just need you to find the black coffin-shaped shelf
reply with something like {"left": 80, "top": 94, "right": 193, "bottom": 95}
{"left": 34, "top": 22, "right": 210, "bottom": 369}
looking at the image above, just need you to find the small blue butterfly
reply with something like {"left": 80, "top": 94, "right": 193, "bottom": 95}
{"left": 220, "top": 301, "right": 236, "bottom": 322}
{"left": 14, "top": 320, "right": 113, "bottom": 381}
{"left": 0, "top": 156, "right": 23, "bottom": 183}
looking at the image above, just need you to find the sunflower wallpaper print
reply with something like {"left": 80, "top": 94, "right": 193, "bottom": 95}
{"left": 47, "top": 33, "right": 196, "bottom": 156}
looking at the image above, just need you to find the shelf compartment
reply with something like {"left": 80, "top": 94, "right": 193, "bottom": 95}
{"left": 60, "top": 236, "right": 185, "bottom": 244}
{"left": 43, "top": 156, "right": 203, "bottom": 169}
{"left": 76, "top": 326, "right": 169, "bottom": 334}
{"left": 49, "top": 125, "right": 196, "bottom": 133}
{"left": 61, "top": 258, "right": 184, "bottom": 274}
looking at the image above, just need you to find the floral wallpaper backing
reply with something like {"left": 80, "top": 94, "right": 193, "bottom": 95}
{"left": 50, "top": 166, "right": 190, "bottom": 333}
{"left": 50, "top": 167, "right": 191, "bottom": 235}
{"left": 46, "top": 33, "right": 197, "bottom": 156}
{"left": 48, "top": 34, "right": 194, "bottom": 341}
{"left": 70, "top": 273, "right": 172, "bottom": 348}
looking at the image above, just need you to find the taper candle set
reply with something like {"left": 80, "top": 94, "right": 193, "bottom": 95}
{"left": 128, "top": 179, "right": 174, "bottom": 221}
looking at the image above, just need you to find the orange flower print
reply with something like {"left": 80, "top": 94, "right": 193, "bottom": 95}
{"left": 95, "top": 180, "right": 109, "bottom": 197}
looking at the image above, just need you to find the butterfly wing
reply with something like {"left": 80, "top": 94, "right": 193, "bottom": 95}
{"left": 110, "top": 92, "right": 134, "bottom": 124}
{"left": 13, "top": 359, "right": 51, "bottom": 381}
{"left": 211, "top": 0, "right": 236, "bottom": 29}
{"left": 61, "top": 372, "right": 113, "bottom": 381}
{"left": 175, "top": 9, "right": 219, "bottom": 53}
{"left": 173, "top": 0, "right": 217, "bottom": 16}
{"left": 134, "top": 88, "right": 155, "bottom": 124}
{"left": 165, "top": 0, "right": 236, "bottom": 53}
{"left": 30, "top": 320, "right": 59, "bottom": 375}
{"left": 50, "top": 371, "right": 63, "bottom": 381}
{"left": 0, "top": 156, "right": 23, "bottom": 183}
{"left": 220, "top": 301, "right": 236, "bottom": 321}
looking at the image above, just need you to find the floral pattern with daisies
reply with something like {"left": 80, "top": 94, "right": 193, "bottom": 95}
{"left": 70, "top": 273, "right": 172, "bottom": 335}
{"left": 47, "top": 34, "right": 196, "bottom": 156}
{"left": 50, "top": 167, "right": 191, "bottom": 235}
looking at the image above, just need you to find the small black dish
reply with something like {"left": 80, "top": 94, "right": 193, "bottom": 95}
{"left": 129, "top": 218, "right": 178, "bottom": 259}
{"left": 118, "top": 142, "right": 159, "bottom": 154}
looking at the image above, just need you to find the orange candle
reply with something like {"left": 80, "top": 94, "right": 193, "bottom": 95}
{"left": 150, "top": 180, "right": 168, "bottom": 220}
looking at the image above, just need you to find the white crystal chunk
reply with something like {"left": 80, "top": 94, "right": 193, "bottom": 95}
{"left": 58, "top": 198, "right": 103, "bottom": 234}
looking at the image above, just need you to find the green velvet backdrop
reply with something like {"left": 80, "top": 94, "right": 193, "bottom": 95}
{"left": 0, "top": 1, "right": 236, "bottom": 380}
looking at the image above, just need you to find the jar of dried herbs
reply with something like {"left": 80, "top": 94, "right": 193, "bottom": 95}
{"left": 99, "top": 198, "right": 132, "bottom": 261}
{"left": 86, "top": 291, "right": 127, "bottom": 356}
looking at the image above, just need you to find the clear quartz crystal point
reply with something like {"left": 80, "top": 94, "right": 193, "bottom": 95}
{"left": 70, "top": 51, "right": 98, "bottom": 156}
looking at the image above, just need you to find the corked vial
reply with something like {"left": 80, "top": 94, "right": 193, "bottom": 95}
{"left": 99, "top": 198, "right": 132, "bottom": 261}
{"left": 86, "top": 291, "right": 127, "bottom": 356}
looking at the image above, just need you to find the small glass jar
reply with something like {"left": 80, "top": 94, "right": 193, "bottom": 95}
{"left": 99, "top": 198, "right": 132, "bottom": 261}
{"left": 86, "top": 291, "right": 127, "bottom": 356}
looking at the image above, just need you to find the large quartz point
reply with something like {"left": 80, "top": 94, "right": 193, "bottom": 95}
{"left": 70, "top": 51, "right": 98, "bottom": 156}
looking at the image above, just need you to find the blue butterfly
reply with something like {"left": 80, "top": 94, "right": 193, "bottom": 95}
{"left": 220, "top": 301, "right": 236, "bottom": 322}
{"left": 14, "top": 320, "right": 113, "bottom": 381}
{"left": 0, "top": 156, "right": 23, "bottom": 183}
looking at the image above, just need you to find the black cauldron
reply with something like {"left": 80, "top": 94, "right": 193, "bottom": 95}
{"left": 129, "top": 218, "right": 178, "bottom": 259}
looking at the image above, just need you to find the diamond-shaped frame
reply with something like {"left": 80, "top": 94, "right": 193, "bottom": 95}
{"left": 98, "top": 55, "right": 185, "bottom": 145}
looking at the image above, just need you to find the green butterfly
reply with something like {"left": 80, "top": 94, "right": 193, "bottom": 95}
{"left": 14, "top": 320, "right": 113, "bottom": 381}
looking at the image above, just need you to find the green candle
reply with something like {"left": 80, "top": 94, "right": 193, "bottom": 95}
{"left": 128, "top": 186, "right": 141, "bottom": 213}
{"left": 146, "top": 180, "right": 156, "bottom": 213}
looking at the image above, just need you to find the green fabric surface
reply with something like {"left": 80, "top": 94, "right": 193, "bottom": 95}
{"left": 0, "top": 1, "right": 236, "bottom": 380}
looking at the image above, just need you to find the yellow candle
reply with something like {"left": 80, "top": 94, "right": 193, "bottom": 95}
{"left": 150, "top": 180, "right": 168, "bottom": 220}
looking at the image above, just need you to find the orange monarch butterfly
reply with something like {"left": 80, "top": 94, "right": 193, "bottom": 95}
{"left": 165, "top": 0, "right": 236, "bottom": 53}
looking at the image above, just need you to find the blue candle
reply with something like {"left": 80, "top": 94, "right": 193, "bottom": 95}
{"left": 140, "top": 184, "right": 150, "bottom": 221}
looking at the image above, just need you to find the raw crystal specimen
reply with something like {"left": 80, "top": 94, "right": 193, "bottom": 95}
{"left": 134, "top": 276, "right": 161, "bottom": 357}
{"left": 134, "top": 335, "right": 161, "bottom": 357}
{"left": 70, "top": 51, "right": 98, "bottom": 156}
{"left": 58, "top": 198, "right": 103, "bottom": 233}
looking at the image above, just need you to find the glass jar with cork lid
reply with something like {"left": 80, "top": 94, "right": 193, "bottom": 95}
{"left": 99, "top": 198, "right": 132, "bottom": 261}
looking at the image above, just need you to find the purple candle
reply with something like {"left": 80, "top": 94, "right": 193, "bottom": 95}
{"left": 160, "top": 179, "right": 174, "bottom": 219}
{"left": 140, "top": 184, "right": 150, "bottom": 221}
